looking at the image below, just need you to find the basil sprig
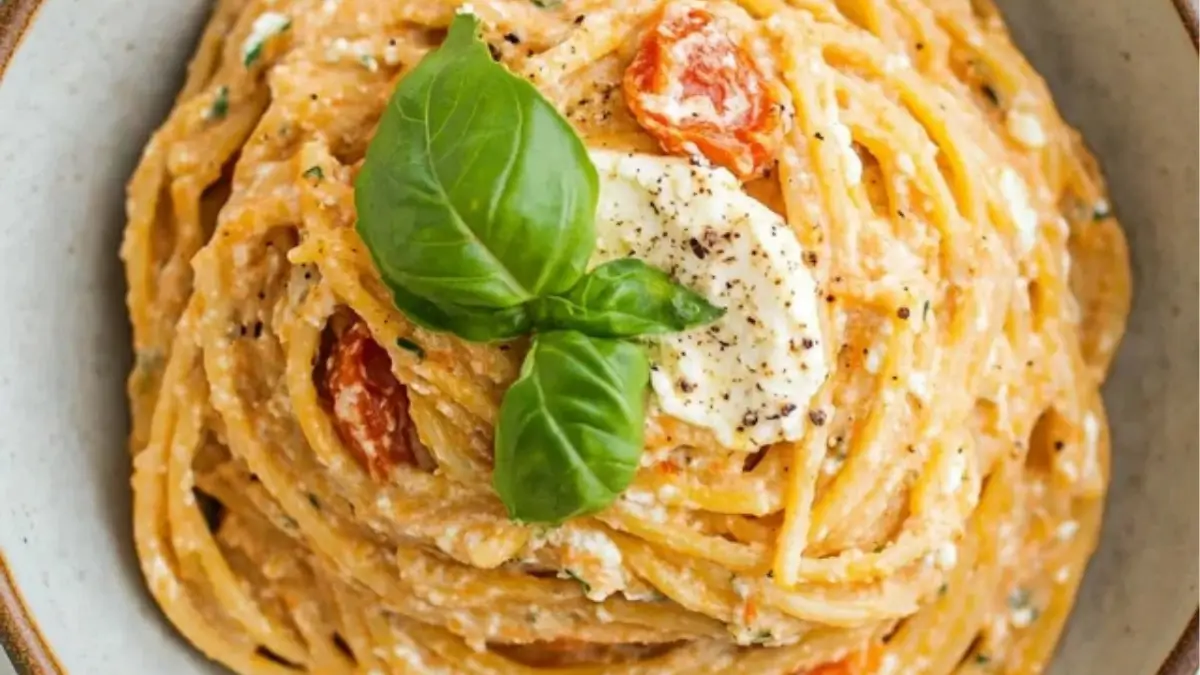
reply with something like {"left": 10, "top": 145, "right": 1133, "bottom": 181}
{"left": 355, "top": 13, "right": 722, "bottom": 523}
{"left": 530, "top": 259, "right": 725, "bottom": 338}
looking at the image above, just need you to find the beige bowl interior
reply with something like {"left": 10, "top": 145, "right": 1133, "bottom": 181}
{"left": 0, "top": 1, "right": 1195, "bottom": 673}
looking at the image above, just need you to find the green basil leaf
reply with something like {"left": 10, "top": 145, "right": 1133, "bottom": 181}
{"left": 355, "top": 13, "right": 598, "bottom": 311}
{"left": 388, "top": 284, "right": 531, "bottom": 343}
{"left": 493, "top": 331, "right": 649, "bottom": 523}
{"left": 529, "top": 259, "right": 725, "bottom": 338}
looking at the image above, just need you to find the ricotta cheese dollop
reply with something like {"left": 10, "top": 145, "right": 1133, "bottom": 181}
{"left": 589, "top": 150, "right": 828, "bottom": 450}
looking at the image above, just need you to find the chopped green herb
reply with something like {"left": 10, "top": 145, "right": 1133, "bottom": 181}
{"left": 938, "top": 583, "right": 949, "bottom": 596}
{"left": 303, "top": 165, "right": 324, "bottom": 182}
{"left": 205, "top": 86, "right": 230, "bottom": 120}
{"left": 360, "top": 54, "right": 379, "bottom": 72}
{"left": 974, "top": 653, "right": 992, "bottom": 665}
{"left": 749, "top": 629, "right": 773, "bottom": 645}
{"left": 306, "top": 493, "right": 321, "bottom": 509}
{"left": 923, "top": 300, "right": 932, "bottom": 321}
{"left": 531, "top": 0, "right": 564, "bottom": 7}
{"left": 242, "top": 13, "right": 292, "bottom": 67}
{"left": 395, "top": 337, "right": 425, "bottom": 359}
{"left": 1008, "top": 588, "right": 1031, "bottom": 610}
{"left": 244, "top": 44, "right": 265, "bottom": 68}
{"left": 566, "top": 566, "right": 595, "bottom": 588}
{"left": 1092, "top": 201, "right": 1112, "bottom": 220}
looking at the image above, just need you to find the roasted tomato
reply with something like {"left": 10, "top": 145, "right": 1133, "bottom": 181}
{"left": 799, "top": 644, "right": 883, "bottom": 675}
{"left": 624, "top": 3, "right": 783, "bottom": 180}
{"left": 324, "top": 319, "right": 416, "bottom": 479}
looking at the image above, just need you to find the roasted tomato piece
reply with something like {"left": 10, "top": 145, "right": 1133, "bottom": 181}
{"left": 324, "top": 319, "right": 416, "bottom": 479}
{"left": 624, "top": 3, "right": 783, "bottom": 180}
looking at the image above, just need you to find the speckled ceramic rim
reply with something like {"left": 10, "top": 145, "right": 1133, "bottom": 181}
{"left": 0, "top": 0, "right": 1196, "bottom": 673}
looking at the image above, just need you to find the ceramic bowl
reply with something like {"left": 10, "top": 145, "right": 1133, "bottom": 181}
{"left": 0, "top": 1, "right": 1196, "bottom": 674}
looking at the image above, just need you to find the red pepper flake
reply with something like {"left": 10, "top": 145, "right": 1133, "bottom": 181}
{"left": 742, "top": 598, "right": 758, "bottom": 624}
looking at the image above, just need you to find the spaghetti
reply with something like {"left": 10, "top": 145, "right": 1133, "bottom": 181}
{"left": 121, "top": 0, "right": 1131, "bottom": 673}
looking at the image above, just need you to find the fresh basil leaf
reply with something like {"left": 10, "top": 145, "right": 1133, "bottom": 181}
{"left": 529, "top": 259, "right": 725, "bottom": 338}
{"left": 355, "top": 13, "right": 598, "bottom": 311}
{"left": 388, "top": 283, "right": 531, "bottom": 343}
{"left": 493, "top": 331, "right": 649, "bottom": 523}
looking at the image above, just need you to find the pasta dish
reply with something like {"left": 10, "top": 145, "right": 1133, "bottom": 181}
{"left": 121, "top": 0, "right": 1131, "bottom": 673}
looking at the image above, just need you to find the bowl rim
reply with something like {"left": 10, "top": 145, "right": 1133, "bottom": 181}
{"left": 0, "top": 0, "right": 1196, "bottom": 673}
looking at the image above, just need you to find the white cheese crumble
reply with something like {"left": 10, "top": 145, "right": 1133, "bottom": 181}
{"left": 241, "top": 12, "right": 291, "bottom": 65}
{"left": 656, "top": 484, "right": 680, "bottom": 501}
{"left": 909, "top": 371, "right": 930, "bottom": 401}
{"left": 864, "top": 348, "right": 882, "bottom": 374}
{"left": 943, "top": 450, "right": 966, "bottom": 495}
{"left": 552, "top": 528, "right": 627, "bottom": 601}
{"left": 1055, "top": 520, "right": 1080, "bottom": 541}
{"left": 621, "top": 488, "right": 668, "bottom": 523}
{"left": 829, "top": 121, "right": 862, "bottom": 185}
{"left": 1010, "top": 602, "right": 1037, "bottom": 628}
{"left": 567, "top": 530, "right": 622, "bottom": 570}
{"left": 935, "top": 542, "right": 958, "bottom": 570}
{"left": 999, "top": 168, "right": 1040, "bottom": 253}
{"left": 1007, "top": 110, "right": 1047, "bottom": 148}
{"left": 1083, "top": 413, "right": 1100, "bottom": 455}
{"left": 883, "top": 53, "right": 911, "bottom": 73}
{"left": 821, "top": 454, "right": 844, "bottom": 476}
{"left": 1011, "top": 607, "right": 1036, "bottom": 628}
{"left": 590, "top": 150, "right": 828, "bottom": 450}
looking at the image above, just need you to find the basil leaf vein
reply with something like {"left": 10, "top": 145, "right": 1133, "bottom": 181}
{"left": 355, "top": 13, "right": 598, "bottom": 310}
{"left": 493, "top": 331, "right": 649, "bottom": 523}
{"left": 530, "top": 259, "right": 726, "bottom": 337}
{"left": 388, "top": 283, "right": 531, "bottom": 343}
